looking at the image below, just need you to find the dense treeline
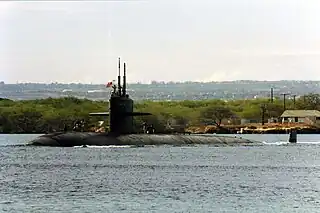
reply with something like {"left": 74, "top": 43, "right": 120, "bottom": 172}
{"left": 0, "top": 94, "right": 319, "bottom": 133}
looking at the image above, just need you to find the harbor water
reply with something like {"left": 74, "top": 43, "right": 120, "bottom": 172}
{"left": 1, "top": 134, "right": 320, "bottom": 212}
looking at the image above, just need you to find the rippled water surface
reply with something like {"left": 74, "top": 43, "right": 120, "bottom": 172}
{"left": 1, "top": 134, "right": 320, "bottom": 212}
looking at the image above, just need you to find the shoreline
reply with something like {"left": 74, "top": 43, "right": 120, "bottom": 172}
{"left": 186, "top": 123, "right": 320, "bottom": 134}
{"left": 1, "top": 122, "right": 320, "bottom": 135}
{"left": 1, "top": 130, "right": 320, "bottom": 135}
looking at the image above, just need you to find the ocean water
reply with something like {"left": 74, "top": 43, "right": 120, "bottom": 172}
{"left": 1, "top": 134, "right": 320, "bottom": 213}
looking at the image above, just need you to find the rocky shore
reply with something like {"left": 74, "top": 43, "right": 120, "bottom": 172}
{"left": 186, "top": 123, "right": 320, "bottom": 134}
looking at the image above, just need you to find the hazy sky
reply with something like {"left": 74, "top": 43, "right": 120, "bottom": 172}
{"left": 1, "top": 0, "right": 320, "bottom": 83}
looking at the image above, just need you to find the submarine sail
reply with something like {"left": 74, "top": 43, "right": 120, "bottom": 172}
{"left": 89, "top": 58, "right": 151, "bottom": 135}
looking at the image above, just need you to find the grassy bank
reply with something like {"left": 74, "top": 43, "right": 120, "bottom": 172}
{"left": 0, "top": 94, "right": 319, "bottom": 134}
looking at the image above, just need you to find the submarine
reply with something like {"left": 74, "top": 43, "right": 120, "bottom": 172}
{"left": 28, "top": 58, "right": 261, "bottom": 147}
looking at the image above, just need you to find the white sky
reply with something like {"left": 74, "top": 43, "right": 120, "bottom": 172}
{"left": 1, "top": 0, "right": 320, "bottom": 83}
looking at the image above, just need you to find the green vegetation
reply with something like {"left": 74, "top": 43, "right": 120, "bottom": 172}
{"left": 0, "top": 94, "right": 319, "bottom": 134}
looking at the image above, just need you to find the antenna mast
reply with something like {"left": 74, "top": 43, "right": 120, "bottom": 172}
{"left": 123, "top": 62, "right": 126, "bottom": 96}
{"left": 118, "top": 57, "right": 121, "bottom": 95}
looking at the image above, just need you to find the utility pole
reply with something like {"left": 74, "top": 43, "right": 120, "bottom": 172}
{"left": 261, "top": 104, "right": 267, "bottom": 125}
{"left": 292, "top": 94, "right": 296, "bottom": 108}
{"left": 281, "top": 93, "right": 289, "bottom": 111}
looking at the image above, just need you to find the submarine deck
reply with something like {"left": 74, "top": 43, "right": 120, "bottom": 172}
{"left": 28, "top": 132, "right": 261, "bottom": 147}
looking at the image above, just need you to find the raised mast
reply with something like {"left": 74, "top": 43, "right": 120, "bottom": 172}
{"left": 117, "top": 57, "right": 121, "bottom": 96}
{"left": 122, "top": 62, "right": 126, "bottom": 96}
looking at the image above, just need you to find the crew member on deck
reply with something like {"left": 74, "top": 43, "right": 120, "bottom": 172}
{"left": 146, "top": 124, "right": 155, "bottom": 134}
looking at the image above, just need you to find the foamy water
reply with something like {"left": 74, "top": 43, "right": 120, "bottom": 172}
{"left": 262, "top": 141, "right": 320, "bottom": 145}
{"left": 73, "top": 145, "right": 133, "bottom": 148}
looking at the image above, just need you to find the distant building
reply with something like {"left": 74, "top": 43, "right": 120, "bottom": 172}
{"left": 241, "top": 119, "right": 259, "bottom": 125}
{"left": 268, "top": 117, "right": 279, "bottom": 123}
{"left": 280, "top": 110, "right": 320, "bottom": 125}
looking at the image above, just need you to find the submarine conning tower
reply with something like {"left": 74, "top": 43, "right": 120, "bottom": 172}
{"left": 89, "top": 57, "right": 151, "bottom": 135}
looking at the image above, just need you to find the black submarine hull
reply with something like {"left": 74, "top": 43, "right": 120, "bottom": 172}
{"left": 27, "top": 132, "right": 261, "bottom": 147}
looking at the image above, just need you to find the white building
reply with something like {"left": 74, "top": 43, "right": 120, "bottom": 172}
{"left": 280, "top": 110, "right": 320, "bottom": 125}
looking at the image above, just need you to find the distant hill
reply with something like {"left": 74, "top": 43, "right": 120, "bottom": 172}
{"left": 1, "top": 80, "right": 319, "bottom": 101}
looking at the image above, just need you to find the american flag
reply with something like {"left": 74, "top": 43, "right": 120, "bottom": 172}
{"left": 106, "top": 81, "right": 114, "bottom": 88}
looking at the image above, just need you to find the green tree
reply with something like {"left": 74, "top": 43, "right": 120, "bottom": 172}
{"left": 296, "top": 93, "right": 320, "bottom": 110}
{"left": 266, "top": 103, "right": 284, "bottom": 118}
{"left": 199, "top": 105, "right": 234, "bottom": 127}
